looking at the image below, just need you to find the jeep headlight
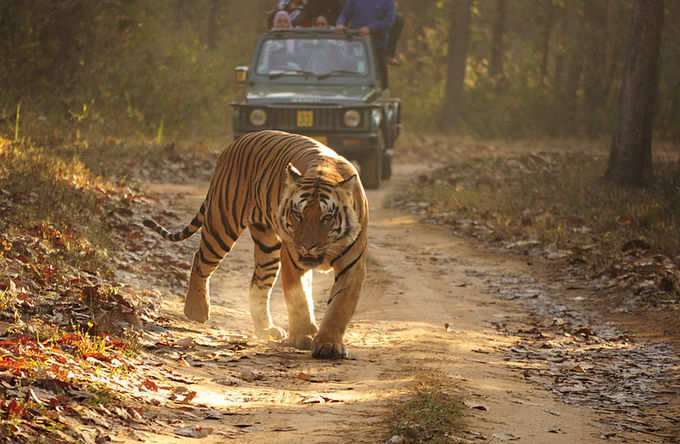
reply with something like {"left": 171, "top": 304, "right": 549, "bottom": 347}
{"left": 343, "top": 110, "right": 361, "bottom": 128}
{"left": 249, "top": 108, "right": 267, "bottom": 126}
{"left": 371, "top": 109, "right": 382, "bottom": 127}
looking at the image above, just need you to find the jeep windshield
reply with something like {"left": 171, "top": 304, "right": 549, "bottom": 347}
{"left": 255, "top": 36, "right": 370, "bottom": 79}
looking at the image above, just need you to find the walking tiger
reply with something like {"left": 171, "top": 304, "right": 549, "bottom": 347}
{"left": 143, "top": 130, "right": 368, "bottom": 359}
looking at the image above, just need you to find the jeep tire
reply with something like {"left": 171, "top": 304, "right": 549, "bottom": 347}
{"left": 382, "top": 151, "right": 392, "bottom": 180}
{"left": 360, "top": 148, "right": 382, "bottom": 190}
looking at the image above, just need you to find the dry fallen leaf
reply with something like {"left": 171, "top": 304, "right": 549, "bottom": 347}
{"left": 176, "top": 337, "right": 195, "bottom": 347}
{"left": 141, "top": 379, "right": 159, "bottom": 392}
{"left": 492, "top": 432, "right": 520, "bottom": 441}
{"left": 300, "top": 395, "right": 341, "bottom": 404}
{"left": 463, "top": 400, "right": 489, "bottom": 411}
{"left": 180, "top": 390, "right": 198, "bottom": 404}
{"left": 174, "top": 425, "right": 214, "bottom": 438}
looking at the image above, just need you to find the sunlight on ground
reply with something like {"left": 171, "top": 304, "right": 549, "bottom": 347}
{"left": 189, "top": 376, "right": 414, "bottom": 410}
{"left": 378, "top": 215, "right": 420, "bottom": 226}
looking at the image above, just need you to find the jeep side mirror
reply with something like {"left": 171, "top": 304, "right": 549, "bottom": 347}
{"left": 234, "top": 66, "right": 248, "bottom": 84}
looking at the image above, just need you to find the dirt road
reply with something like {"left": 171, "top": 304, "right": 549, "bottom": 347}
{"left": 134, "top": 162, "right": 679, "bottom": 443}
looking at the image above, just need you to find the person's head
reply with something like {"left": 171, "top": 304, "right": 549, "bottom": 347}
{"left": 273, "top": 10, "right": 292, "bottom": 29}
{"left": 315, "top": 15, "right": 329, "bottom": 28}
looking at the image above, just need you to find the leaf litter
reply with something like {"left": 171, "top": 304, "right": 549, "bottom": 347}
{"left": 479, "top": 269, "right": 680, "bottom": 439}
{"left": 0, "top": 140, "right": 241, "bottom": 442}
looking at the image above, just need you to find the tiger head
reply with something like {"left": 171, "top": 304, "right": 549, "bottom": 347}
{"left": 278, "top": 163, "right": 361, "bottom": 269}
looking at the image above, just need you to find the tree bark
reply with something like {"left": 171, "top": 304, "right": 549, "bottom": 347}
{"left": 489, "top": 0, "right": 505, "bottom": 80}
{"left": 176, "top": 0, "right": 186, "bottom": 27}
{"left": 563, "top": 4, "right": 584, "bottom": 106}
{"left": 582, "top": 0, "right": 607, "bottom": 132}
{"left": 552, "top": 4, "right": 567, "bottom": 99}
{"left": 441, "top": 0, "right": 471, "bottom": 130}
{"left": 605, "top": 0, "right": 664, "bottom": 186}
{"left": 207, "top": 0, "right": 219, "bottom": 50}
{"left": 539, "top": 0, "right": 554, "bottom": 86}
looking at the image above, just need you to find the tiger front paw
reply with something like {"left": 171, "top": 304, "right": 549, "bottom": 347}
{"left": 311, "top": 337, "right": 348, "bottom": 360}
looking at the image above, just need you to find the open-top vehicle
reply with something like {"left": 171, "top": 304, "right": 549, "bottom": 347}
{"left": 231, "top": 28, "right": 400, "bottom": 189}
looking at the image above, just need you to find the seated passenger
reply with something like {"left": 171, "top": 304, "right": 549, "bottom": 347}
{"left": 272, "top": 10, "right": 292, "bottom": 29}
{"left": 259, "top": 12, "right": 302, "bottom": 73}
{"left": 315, "top": 15, "right": 330, "bottom": 28}
{"left": 284, "top": 0, "right": 306, "bottom": 26}
{"left": 304, "top": 0, "right": 344, "bottom": 26}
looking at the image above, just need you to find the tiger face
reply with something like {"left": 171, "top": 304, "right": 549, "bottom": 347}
{"left": 278, "top": 163, "right": 359, "bottom": 269}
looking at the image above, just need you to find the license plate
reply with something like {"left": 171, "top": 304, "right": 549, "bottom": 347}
{"left": 297, "top": 110, "right": 313, "bottom": 127}
{"left": 311, "top": 136, "right": 327, "bottom": 145}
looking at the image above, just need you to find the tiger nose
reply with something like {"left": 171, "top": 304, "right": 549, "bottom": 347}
{"left": 300, "top": 243, "right": 317, "bottom": 254}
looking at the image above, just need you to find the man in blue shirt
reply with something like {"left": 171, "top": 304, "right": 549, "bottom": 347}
{"left": 335, "top": 0, "right": 396, "bottom": 89}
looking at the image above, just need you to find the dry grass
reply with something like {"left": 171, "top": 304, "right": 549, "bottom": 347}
{"left": 0, "top": 137, "right": 116, "bottom": 274}
{"left": 386, "top": 372, "right": 466, "bottom": 443}
{"left": 390, "top": 135, "right": 680, "bottom": 302}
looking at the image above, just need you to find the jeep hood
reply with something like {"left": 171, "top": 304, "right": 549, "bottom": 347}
{"left": 246, "top": 84, "right": 381, "bottom": 105}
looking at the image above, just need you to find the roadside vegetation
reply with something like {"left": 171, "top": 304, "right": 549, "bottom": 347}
{"left": 386, "top": 372, "right": 465, "bottom": 444}
{"left": 0, "top": 135, "right": 142, "bottom": 441}
{"left": 390, "top": 135, "right": 680, "bottom": 308}
{"left": 0, "top": 133, "right": 221, "bottom": 442}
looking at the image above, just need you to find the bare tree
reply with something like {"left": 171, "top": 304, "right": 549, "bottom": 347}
{"left": 176, "top": 0, "right": 186, "bottom": 27}
{"left": 207, "top": 0, "right": 219, "bottom": 50}
{"left": 489, "top": 0, "right": 505, "bottom": 80}
{"left": 564, "top": 7, "right": 584, "bottom": 105}
{"left": 441, "top": 0, "right": 471, "bottom": 130}
{"left": 605, "top": 0, "right": 664, "bottom": 186}
{"left": 539, "top": 0, "right": 554, "bottom": 85}
{"left": 552, "top": 4, "right": 567, "bottom": 99}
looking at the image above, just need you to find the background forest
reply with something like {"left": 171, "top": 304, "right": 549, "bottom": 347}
{"left": 2, "top": 0, "right": 679, "bottom": 142}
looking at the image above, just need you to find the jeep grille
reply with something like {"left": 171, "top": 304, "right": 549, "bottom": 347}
{"left": 236, "top": 106, "right": 368, "bottom": 132}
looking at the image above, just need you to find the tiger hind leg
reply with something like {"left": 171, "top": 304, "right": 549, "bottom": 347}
{"left": 249, "top": 224, "right": 287, "bottom": 340}
{"left": 185, "top": 228, "right": 237, "bottom": 322}
{"left": 280, "top": 244, "right": 319, "bottom": 350}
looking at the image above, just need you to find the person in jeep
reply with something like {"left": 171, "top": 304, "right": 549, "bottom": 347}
{"left": 335, "top": 0, "right": 395, "bottom": 88}
{"left": 272, "top": 10, "right": 293, "bottom": 29}
{"left": 304, "top": 0, "right": 344, "bottom": 26}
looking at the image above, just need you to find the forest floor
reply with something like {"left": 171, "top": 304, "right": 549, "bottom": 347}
{"left": 1, "top": 135, "right": 679, "bottom": 443}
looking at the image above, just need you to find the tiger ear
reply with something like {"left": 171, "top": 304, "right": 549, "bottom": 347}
{"left": 286, "top": 163, "right": 303, "bottom": 186}
{"left": 337, "top": 174, "right": 357, "bottom": 192}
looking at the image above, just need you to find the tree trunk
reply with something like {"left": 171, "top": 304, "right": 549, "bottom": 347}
{"left": 605, "top": 0, "right": 664, "bottom": 186}
{"left": 539, "top": 0, "right": 554, "bottom": 86}
{"left": 489, "top": 0, "right": 505, "bottom": 80}
{"left": 582, "top": 0, "right": 607, "bottom": 134}
{"left": 441, "top": 0, "right": 471, "bottom": 130}
{"left": 552, "top": 4, "right": 567, "bottom": 99}
{"left": 563, "top": 4, "right": 584, "bottom": 105}
{"left": 602, "top": 0, "right": 619, "bottom": 100}
{"left": 176, "top": 0, "right": 186, "bottom": 27}
{"left": 207, "top": 0, "right": 219, "bottom": 50}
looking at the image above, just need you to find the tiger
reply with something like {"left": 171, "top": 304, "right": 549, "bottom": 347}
{"left": 143, "top": 130, "right": 368, "bottom": 359}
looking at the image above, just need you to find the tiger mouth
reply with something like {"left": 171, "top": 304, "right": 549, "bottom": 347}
{"left": 299, "top": 255, "right": 324, "bottom": 267}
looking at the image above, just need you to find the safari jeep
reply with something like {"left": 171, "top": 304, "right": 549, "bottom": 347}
{"left": 231, "top": 28, "right": 400, "bottom": 189}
